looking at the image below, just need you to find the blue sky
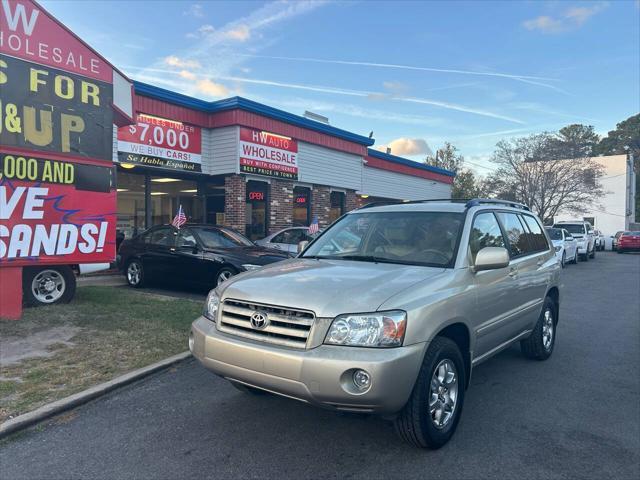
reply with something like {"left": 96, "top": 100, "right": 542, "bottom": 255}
{"left": 42, "top": 0, "right": 639, "bottom": 173}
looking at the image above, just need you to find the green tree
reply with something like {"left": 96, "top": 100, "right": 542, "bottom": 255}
{"left": 553, "top": 124, "right": 600, "bottom": 158}
{"left": 424, "top": 142, "right": 464, "bottom": 174}
{"left": 595, "top": 114, "right": 640, "bottom": 157}
{"left": 425, "top": 142, "right": 485, "bottom": 199}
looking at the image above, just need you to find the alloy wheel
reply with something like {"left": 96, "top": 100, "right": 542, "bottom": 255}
{"left": 127, "top": 262, "right": 141, "bottom": 285}
{"left": 429, "top": 359, "right": 459, "bottom": 429}
{"left": 542, "top": 308, "right": 554, "bottom": 351}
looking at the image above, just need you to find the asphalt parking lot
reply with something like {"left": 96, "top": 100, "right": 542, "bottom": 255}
{"left": 1, "top": 252, "right": 638, "bottom": 480}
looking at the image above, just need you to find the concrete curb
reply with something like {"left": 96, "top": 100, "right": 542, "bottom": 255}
{"left": 0, "top": 351, "right": 192, "bottom": 439}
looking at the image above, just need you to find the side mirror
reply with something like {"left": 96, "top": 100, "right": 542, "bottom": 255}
{"left": 297, "top": 240, "right": 309, "bottom": 253}
{"left": 473, "top": 247, "right": 510, "bottom": 272}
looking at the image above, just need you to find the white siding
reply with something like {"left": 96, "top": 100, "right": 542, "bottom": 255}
{"left": 297, "top": 142, "right": 362, "bottom": 190}
{"left": 361, "top": 166, "right": 451, "bottom": 200}
{"left": 555, "top": 154, "right": 635, "bottom": 240}
{"left": 202, "top": 126, "right": 239, "bottom": 175}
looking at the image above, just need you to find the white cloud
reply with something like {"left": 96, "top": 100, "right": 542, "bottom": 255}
{"left": 164, "top": 56, "right": 201, "bottom": 69}
{"left": 523, "top": 2, "right": 609, "bottom": 34}
{"left": 196, "top": 78, "right": 230, "bottom": 98}
{"left": 184, "top": 4, "right": 204, "bottom": 18}
{"left": 178, "top": 70, "right": 197, "bottom": 80}
{"left": 376, "top": 138, "right": 433, "bottom": 157}
{"left": 224, "top": 24, "right": 250, "bottom": 41}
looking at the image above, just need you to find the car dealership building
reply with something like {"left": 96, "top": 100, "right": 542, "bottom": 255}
{"left": 114, "top": 82, "right": 455, "bottom": 241}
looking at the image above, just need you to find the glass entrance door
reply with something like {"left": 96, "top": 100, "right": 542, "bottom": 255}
{"left": 293, "top": 186, "right": 311, "bottom": 226}
{"left": 246, "top": 180, "right": 268, "bottom": 240}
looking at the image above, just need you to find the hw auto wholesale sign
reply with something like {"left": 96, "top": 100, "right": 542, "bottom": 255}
{"left": 118, "top": 114, "right": 202, "bottom": 172}
{"left": 239, "top": 127, "right": 298, "bottom": 180}
{"left": 0, "top": 0, "right": 128, "bottom": 269}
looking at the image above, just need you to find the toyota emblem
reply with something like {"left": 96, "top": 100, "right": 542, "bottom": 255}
{"left": 250, "top": 311, "right": 269, "bottom": 330}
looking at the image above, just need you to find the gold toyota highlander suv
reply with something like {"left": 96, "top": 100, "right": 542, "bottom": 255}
{"left": 190, "top": 199, "right": 560, "bottom": 449}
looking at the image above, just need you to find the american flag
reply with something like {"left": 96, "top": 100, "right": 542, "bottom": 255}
{"left": 308, "top": 215, "right": 319, "bottom": 235}
{"left": 172, "top": 205, "right": 187, "bottom": 229}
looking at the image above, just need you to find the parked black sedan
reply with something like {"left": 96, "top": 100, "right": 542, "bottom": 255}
{"left": 117, "top": 224, "right": 291, "bottom": 289}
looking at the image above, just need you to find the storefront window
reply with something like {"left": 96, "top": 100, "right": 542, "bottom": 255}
{"left": 150, "top": 176, "right": 202, "bottom": 227}
{"left": 246, "top": 180, "right": 268, "bottom": 240}
{"left": 293, "top": 186, "right": 311, "bottom": 226}
{"left": 330, "top": 191, "right": 345, "bottom": 223}
{"left": 116, "top": 171, "right": 146, "bottom": 244}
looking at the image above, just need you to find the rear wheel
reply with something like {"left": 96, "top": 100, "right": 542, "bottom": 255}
{"left": 126, "top": 259, "right": 145, "bottom": 287}
{"left": 394, "top": 337, "right": 466, "bottom": 449}
{"left": 521, "top": 297, "right": 556, "bottom": 360}
{"left": 23, "top": 266, "right": 76, "bottom": 307}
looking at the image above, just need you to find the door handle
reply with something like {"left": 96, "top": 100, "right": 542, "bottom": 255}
{"left": 508, "top": 266, "right": 518, "bottom": 277}
{"left": 537, "top": 259, "right": 544, "bottom": 266}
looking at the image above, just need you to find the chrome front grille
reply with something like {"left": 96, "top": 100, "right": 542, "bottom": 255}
{"left": 218, "top": 299, "right": 315, "bottom": 348}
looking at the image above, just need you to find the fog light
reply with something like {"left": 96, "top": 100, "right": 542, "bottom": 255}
{"left": 353, "top": 369, "right": 371, "bottom": 390}
{"left": 188, "top": 331, "right": 194, "bottom": 352}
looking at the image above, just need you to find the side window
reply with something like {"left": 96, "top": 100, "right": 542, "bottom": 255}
{"left": 148, "top": 227, "right": 175, "bottom": 247}
{"left": 496, "top": 212, "right": 528, "bottom": 257}
{"left": 522, "top": 215, "right": 549, "bottom": 252}
{"left": 286, "top": 229, "right": 306, "bottom": 244}
{"left": 176, "top": 229, "right": 197, "bottom": 248}
{"left": 469, "top": 212, "right": 506, "bottom": 262}
{"left": 271, "top": 232, "right": 285, "bottom": 244}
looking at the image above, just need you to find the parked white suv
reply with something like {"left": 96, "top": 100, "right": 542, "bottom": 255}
{"left": 552, "top": 221, "right": 595, "bottom": 261}
{"left": 191, "top": 199, "right": 560, "bottom": 448}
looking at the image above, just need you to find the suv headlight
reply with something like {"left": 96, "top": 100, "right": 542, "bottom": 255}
{"left": 325, "top": 310, "right": 407, "bottom": 347}
{"left": 203, "top": 290, "right": 220, "bottom": 321}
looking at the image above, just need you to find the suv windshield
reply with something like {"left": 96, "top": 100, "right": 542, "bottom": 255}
{"left": 546, "top": 228, "right": 563, "bottom": 240}
{"left": 193, "top": 227, "right": 254, "bottom": 248}
{"left": 556, "top": 224, "right": 585, "bottom": 235}
{"left": 302, "top": 211, "right": 464, "bottom": 267}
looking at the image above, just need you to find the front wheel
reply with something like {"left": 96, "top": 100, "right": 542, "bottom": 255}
{"left": 589, "top": 245, "right": 596, "bottom": 259}
{"left": 560, "top": 251, "right": 566, "bottom": 268}
{"left": 394, "top": 337, "right": 466, "bottom": 449}
{"left": 23, "top": 266, "right": 76, "bottom": 307}
{"left": 521, "top": 297, "right": 556, "bottom": 360}
{"left": 215, "top": 267, "right": 237, "bottom": 287}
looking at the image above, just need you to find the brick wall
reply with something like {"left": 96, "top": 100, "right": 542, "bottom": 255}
{"left": 346, "top": 190, "right": 360, "bottom": 212}
{"left": 269, "top": 179, "right": 294, "bottom": 234}
{"left": 224, "top": 175, "right": 245, "bottom": 232}
{"left": 312, "top": 185, "right": 332, "bottom": 229}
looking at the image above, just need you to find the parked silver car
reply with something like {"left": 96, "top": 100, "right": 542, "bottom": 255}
{"left": 255, "top": 227, "right": 315, "bottom": 254}
{"left": 190, "top": 199, "right": 560, "bottom": 449}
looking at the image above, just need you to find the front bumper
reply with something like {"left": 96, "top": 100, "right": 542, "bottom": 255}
{"left": 190, "top": 316, "right": 426, "bottom": 414}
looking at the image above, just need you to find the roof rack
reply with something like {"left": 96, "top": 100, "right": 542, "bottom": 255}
{"left": 464, "top": 198, "right": 530, "bottom": 211}
{"left": 356, "top": 198, "right": 530, "bottom": 211}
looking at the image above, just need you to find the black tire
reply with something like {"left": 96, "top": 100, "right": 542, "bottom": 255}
{"left": 394, "top": 337, "right": 466, "bottom": 449}
{"left": 582, "top": 252, "right": 588, "bottom": 262}
{"left": 521, "top": 296, "right": 557, "bottom": 361}
{"left": 571, "top": 251, "right": 578, "bottom": 264}
{"left": 23, "top": 266, "right": 76, "bottom": 307}
{"left": 617, "top": 249, "right": 623, "bottom": 254}
{"left": 125, "top": 259, "right": 145, "bottom": 287}
{"left": 589, "top": 245, "right": 596, "bottom": 259}
{"left": 215, "top": 266, "right": 237, "bottom": 287}
{"left": 560, "top": 251, "right": 566, "bottom": 268}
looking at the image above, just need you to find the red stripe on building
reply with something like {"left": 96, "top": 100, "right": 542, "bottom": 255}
{"left": 365, "top": 155, "right": 454, "bottom": 184}
{"left": 133, "top": 94, "right": 368, "bottom": 157}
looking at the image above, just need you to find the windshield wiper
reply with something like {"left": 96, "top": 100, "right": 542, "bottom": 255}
{"left": 331, "top": 255, "right": 416, "bottom": 265}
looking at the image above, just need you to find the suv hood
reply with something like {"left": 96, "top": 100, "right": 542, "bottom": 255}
{"left": 220, "top": 258, "right": 446, "bottom": 318}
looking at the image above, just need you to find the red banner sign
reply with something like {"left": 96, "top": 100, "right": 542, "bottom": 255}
{"left": 0, "top": 179, "right": 116, "bottom": 266}
{"left": 0, "top": 0, "right": 111, "bottom": 82}
{"left": 0, "top": 0, "right": 123, "bottom": 269}
{"left": 117, "top": 114, "right": 202, "bottom": 172}
{"left": 239, "top": 127, "right": 298, "bottom": 180}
